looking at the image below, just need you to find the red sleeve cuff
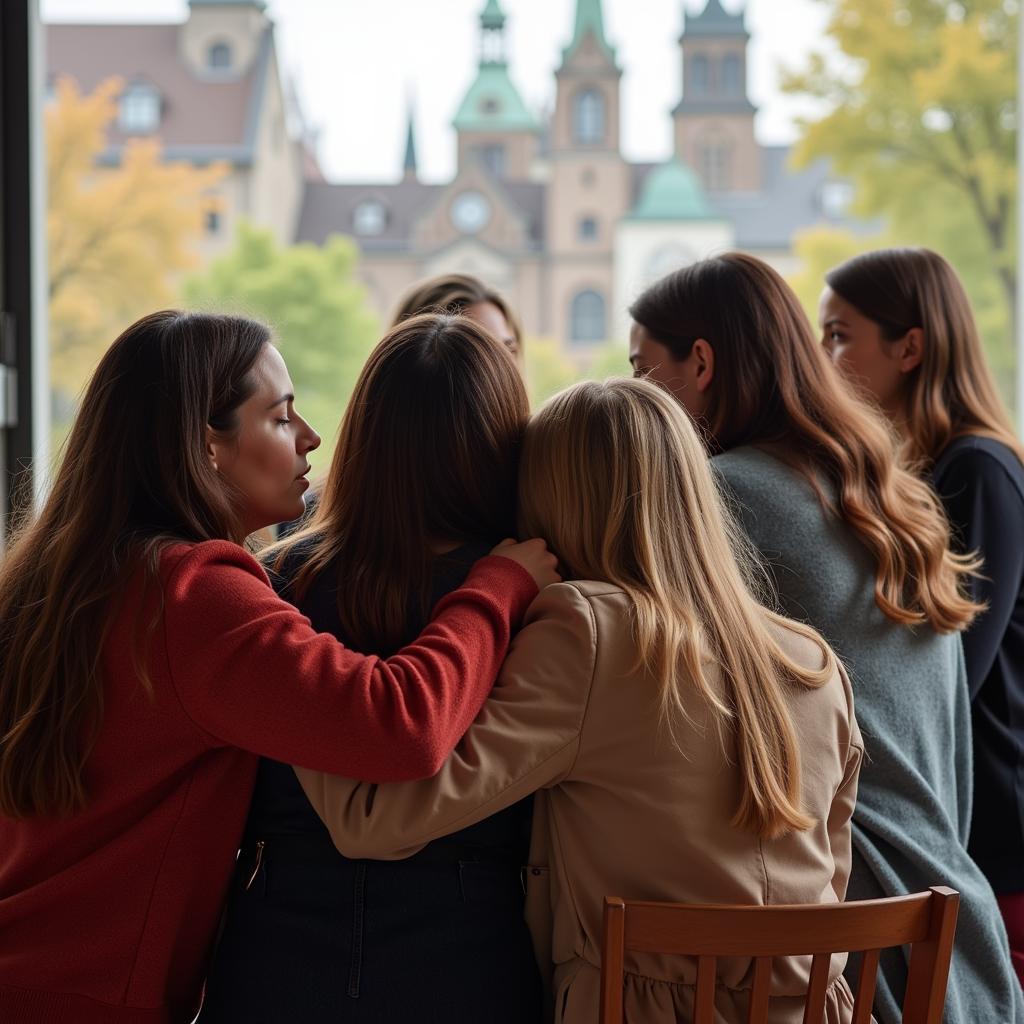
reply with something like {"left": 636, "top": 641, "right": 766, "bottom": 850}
{"left": 463, "top": 554, "right": 540, "bottom": 624}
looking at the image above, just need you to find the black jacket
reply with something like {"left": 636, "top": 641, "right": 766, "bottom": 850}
{"left": 933, "top": 435, "right": 1024, "bottom": 894}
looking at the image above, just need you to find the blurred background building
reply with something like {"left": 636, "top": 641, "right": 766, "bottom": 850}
{"left": 46, "top": 0, "right": 862, "bottom": 350}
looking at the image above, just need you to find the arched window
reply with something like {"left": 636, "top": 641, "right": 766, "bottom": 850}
{"left": 118, "top": 83, "right": 160, "bottom": 134}
{"left": 208, "top": 42, "right": 233, "bottom": 70}
{"left": 353, "top": 199, "right": 387, "bottom": 236}
{"left": 722, "top": 54, "right": 741, "bottom": 95}
{"left": 570, "top": 290, "right": 606, "bottom": 344}
{"left": 691, "top": 55, "right": 709, "bottom": 96}
{"left": 573, "top": 89, "right": 605, "bottom": 145}
{"left": 699, "top": 136, "right": 732, "bottom": 191}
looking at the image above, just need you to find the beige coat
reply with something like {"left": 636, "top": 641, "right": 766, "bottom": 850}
{"left": 297, "top": 581, "right": 864, "bottom": 1024}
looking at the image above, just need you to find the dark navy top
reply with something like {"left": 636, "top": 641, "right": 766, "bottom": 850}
{"left": 933, "top": 435, "right": 1024, "bottom": 894}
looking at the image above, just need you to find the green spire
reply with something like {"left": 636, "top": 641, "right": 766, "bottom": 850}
{"left": 455, "top": 0, "right": 539, "bottom": 133}
{"left": 562, "top": 0, "right": 617, "bottom": 65}
{"left": 628, "top": 159, "right": 720, "bottom": 221}
{"left": 480, "top": 0, "right": 505, "bottom": 30}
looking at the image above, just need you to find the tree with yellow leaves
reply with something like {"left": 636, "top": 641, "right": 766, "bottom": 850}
{"left": 47, "top": 76, "right": 225, "bottom": 402}
{"left": 784, "top": 0, "right": 1016, "bottom": 382}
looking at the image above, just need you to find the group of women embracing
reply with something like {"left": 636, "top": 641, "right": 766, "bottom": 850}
{"left": 0, "top": 249, "right": 1021, "bottom": 1024}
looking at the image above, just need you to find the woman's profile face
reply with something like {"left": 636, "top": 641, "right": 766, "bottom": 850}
{"left": 818, "top": 286, "right": 905, "bottom": 415}
{"left": 209, "top": 344, "right": 321, "bottom": 536}
{"left": 465, "top": 301, "right": 520, "bottom": 362}
{"left": 628, "top": 322, "right": 709, "bottom": 421}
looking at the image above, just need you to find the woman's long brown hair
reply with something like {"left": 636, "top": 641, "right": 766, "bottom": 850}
{"left": 0, "top": 310, "right": 269, "bottom": 818}
{"left": 826, "top": 247, "right": 1024, "bottom": 466}
{"left": 629, "top": 253, "right": 979, "bottom": 634}
{"left": 269, "top": 313, "right": 528, "bottom": 653}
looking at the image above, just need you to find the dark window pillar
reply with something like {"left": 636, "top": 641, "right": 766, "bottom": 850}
{"left": 1, "top": 0, "right": 48, "bottom": 542}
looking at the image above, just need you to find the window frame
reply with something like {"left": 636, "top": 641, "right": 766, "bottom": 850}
{"left": 572, "top": 88, "right": 606, "bottom": 146}
{"left": 118, "top": 83, "right": 161, "bottom": 135}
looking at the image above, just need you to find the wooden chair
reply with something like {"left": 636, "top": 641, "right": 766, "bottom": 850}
{"left": 600, "top": 887, "right": 959, "bottom": 1024}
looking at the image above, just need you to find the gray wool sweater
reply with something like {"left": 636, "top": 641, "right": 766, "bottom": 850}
{"left": 714, "top": 446, "right": 1023, "bottom": 1024}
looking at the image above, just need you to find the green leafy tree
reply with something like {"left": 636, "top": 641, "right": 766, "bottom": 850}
{"left": 184, "top": 223, "right": 379, "bottom": 466}
{"left": 784, "top": 0, "right": 1017, "bottom": 385}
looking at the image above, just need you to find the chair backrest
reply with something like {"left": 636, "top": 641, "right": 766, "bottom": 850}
{"left": 600, "top": 887, "right": 959, "bottom": 1024}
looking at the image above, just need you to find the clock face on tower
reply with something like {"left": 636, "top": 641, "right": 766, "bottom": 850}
{"left": 450, "top": 190, "right": 492, "bottom": 234}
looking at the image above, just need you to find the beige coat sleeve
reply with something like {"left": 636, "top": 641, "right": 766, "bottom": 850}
{"left": 827, "top": 662, "right": 865, "bottom": 902}
{"left": 295, "top": 582, "right": 598, "bottom": 860}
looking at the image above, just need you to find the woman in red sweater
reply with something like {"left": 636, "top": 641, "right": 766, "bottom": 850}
{"left": 0, "top": 310, "right": 557, "bottom": 1023}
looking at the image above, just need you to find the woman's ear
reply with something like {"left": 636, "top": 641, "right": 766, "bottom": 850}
{"left": 896, "top": 327, "right": 924, "bottom": 374}
{"left": 692, "top": 338, "right": 716, "bottom": 394}
{"left": 205, "top": 425, "right": 220, "bottom": 473}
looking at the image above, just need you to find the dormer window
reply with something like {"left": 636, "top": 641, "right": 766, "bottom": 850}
{"left": 208, "top": 42, "right": 233, "bottom": 71}
{"left": 118, "top": 83, "right": 160, "bottom": 134}
{"left": 353, "top": 199, "right": 387, "bottom": 237}
{"left": 481, "top": 98, "right": 500, "bottom": 115}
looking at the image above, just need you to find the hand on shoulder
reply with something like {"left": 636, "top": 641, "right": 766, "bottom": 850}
{"left": 490, "top": 537, "right": 561, "bottom": 590}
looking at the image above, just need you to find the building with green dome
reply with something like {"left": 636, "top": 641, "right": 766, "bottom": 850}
{"left": 46, "top": 0, "right": 860, "bottom": 352}
{"left": 295, "top": 0, "right": 861, "bottom": 351}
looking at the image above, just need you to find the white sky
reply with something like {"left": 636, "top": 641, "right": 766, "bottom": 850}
{"left": 41, "top": 0, "right": 838, "bottom": 183}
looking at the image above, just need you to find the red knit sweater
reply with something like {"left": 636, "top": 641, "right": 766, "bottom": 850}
{"left": 0, "top": 541, "right": 536, "bottom": 1023}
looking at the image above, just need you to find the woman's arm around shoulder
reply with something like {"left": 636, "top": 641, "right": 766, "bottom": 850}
{"left": 296, "top": 581, "right": 601, "bottom": 859}
{"left": 160, "top": 540, "right": 542, "bottom": 782}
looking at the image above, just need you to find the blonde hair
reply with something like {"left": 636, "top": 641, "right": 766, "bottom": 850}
{"left": 519, "top": 377, "right": 834, "bottom": 839}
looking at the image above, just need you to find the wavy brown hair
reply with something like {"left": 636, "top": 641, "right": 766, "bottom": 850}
{"left": 392, "top": 273, "right": 523, "bottom": 358}
{"left": 270, "top": 313, "right": 528, "bottom": 652}
{"left": 520, "top": 378, "right": 834, "bottom": 839}
{"left": 629, "top": 252, "right": 980, "bottom": 634}
{"left": 0, "top": 310, "right": 270, "bottom": 818}
{"left": 826, "top": 247, "right": 1024, "bottom": 467}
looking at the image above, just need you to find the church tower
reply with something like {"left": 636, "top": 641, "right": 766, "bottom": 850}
{"left": 673, "top": 0, "right": 761, "bottom": 193}
{"left": 453, "top": 0, "right": 541, "bottom": 179}
{"left": 546, "top": 0, "right": 628, "bottom": 347}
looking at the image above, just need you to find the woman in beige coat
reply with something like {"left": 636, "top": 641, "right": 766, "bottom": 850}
{"left": 297, "top": 378, "right": 864, "bottom": 1023}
